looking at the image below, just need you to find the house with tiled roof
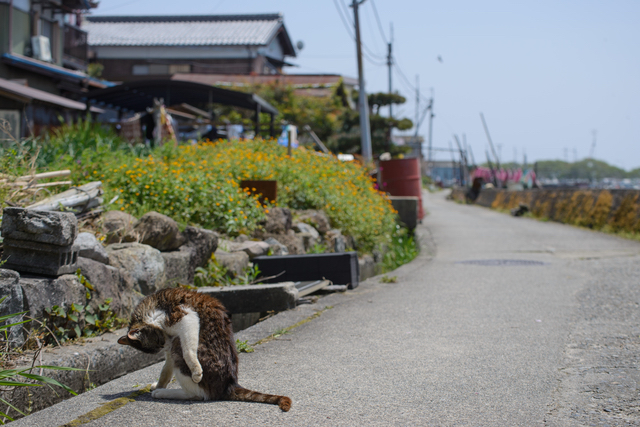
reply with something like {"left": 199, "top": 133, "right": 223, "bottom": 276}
{"left": 83, "top": 14, "right": 298, "bottom": 82}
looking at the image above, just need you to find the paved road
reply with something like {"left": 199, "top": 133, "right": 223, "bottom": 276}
{"left": 19, "top": 191, "right": 640, "bottom": 426}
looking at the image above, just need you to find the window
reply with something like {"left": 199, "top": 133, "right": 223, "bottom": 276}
{"left": 169, "top": 64, "right": 190, "bottom": 74}
{"left": 132, "top": 65, "right": 149, "bottom": 75}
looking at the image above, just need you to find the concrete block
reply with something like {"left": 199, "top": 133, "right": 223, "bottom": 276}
{"left": 198, "top": 282, "right": 298, "bottom": 314}
{"left": 389, "top": 196, "right": 419, "bottom": 229}
{"left": 2, "top": 238, "right": 79, "bottom": 276}
{"left": 1, "top": 207, "right": 77, "bottom": 246}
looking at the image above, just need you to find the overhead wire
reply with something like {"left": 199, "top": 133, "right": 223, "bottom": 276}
{"left": 369, "top": 0, "right": 389, "bottom": 45}
{"left": 332, "top": 0, "right": 387, "bottom": 66}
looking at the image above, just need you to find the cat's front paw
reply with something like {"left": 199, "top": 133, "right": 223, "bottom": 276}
{"left": 150, "top": 382, "right": 161, "bottom": 391}
{"left": 191, "top": 371, "right": 203, "bottom": 383}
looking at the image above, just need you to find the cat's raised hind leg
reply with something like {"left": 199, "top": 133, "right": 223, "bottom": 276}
{"left": 166, "top": 306, "right": 203, "bottom": 383}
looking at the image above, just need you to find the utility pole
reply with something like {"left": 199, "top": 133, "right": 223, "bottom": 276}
{"left": 387, "top": 23, "right": 393, "bottom": 119}
{"left": 427, "top": 98, "right": 434, "bottom": 162}
{"left": 415, "top": 75, "right": 420, "bottom": 139}
{"left": 351, "top": 0, "right": 373, "bottom": 164}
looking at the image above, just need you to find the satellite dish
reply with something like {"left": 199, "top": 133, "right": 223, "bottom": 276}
{"left": 296, "top": 40, "right": 304, "bottom": 51}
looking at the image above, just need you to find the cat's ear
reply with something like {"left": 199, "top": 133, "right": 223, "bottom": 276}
{"left": 117, "top": 335, "right": 131, "bottom": 346}
{"left": 127, "top": 328, "right": 141, "bottom": 341}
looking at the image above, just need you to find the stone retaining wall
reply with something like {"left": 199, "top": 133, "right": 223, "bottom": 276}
{"left": 453, "top": 187, "right": 640, "bottom": 233}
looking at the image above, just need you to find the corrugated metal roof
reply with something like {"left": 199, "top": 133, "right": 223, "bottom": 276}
{"left": 0, "top": 77, "right": 103, "bottom": 113}
{"left": 84, "top": 14, "right": 284, "bottom": 48}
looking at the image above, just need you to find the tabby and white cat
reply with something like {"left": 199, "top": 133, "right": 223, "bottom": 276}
{"left": 118, "top": 287, "right": 292, "bottom": 411}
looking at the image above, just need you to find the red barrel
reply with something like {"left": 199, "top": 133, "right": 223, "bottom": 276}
{"left": 379, "top": 158, "right": 424, "bottom": 219}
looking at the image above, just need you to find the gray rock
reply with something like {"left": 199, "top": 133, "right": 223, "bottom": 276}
{"left": 180, "top": 227, "right": 218, "bottom": 269}
{"left": 133, "top": 211, "right": 185, "bottom": 251}
{"left": 0, "top": 269, "right": 25, "bottom": 347}
{"left": 359, "top": 254, "right": 377, "bottom": 281}
{"left": 264, "top": 207, "right": 292, "bottom": 234}
{"left": 214, "top": 250, "right": 249, "bottom": 278}
{"left": 76, "top": 257, "right": 138, "bottom": 316}
{"left": 74, "top": 232, "right": 109, "bottom": 264}
{"left": 262, "top": 233, "right": 305, "bottom": 255}
{"left": 298, "top": 232, "right": 318, "bottom": 252}
{"left": 264, "top": 237, "right": 289, "bottom": 256}
{"left": 235, "top": 234, "right": 249, "bottom": 243}
{"left": 161, "top": 227, "right": 218, "bottom": 285}
{"left": 1, "top": 207, "right": 77, "bottom": 246}
{"left": 2, "top": 238, "right": 79, "bottom": 276}
{"left": 326, "top": 229, "right": 347, "bottom": 253}
{"left": 217, "top": 239, "right": 240, "bottom": 252}
{"left": 161, "top": 250, "right": 192, "bottom": 286}
{"left": 20, "top": 274, "right": 86, "bottom": 319}
{"left": 102, "top": 210, "right": 138, "bottom": 244}
{"left": 106, "top": 243, "right": 166, "bottom": 295}
{"left": 296, "top": 209, "right": 331, "bottom": 234}
{"left": 233, "top": 241, "right": 270, "bottom": 260}
{"left": 293, "top": 222, "right": 320, "bottom": 239}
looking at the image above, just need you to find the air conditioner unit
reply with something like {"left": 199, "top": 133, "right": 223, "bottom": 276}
{"left": 31, "top": 36, "right": 52, "bottom": 62}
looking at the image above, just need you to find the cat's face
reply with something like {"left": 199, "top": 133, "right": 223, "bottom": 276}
{"left": 118, "top": 324, "right": 166, "bottom": 354}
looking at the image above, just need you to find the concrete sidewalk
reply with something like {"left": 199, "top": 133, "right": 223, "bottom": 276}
{"left": 17, "top": 191, "right": 640, "bottom": 426}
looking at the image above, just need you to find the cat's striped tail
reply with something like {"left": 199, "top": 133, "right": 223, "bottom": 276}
{"left": 226, "top": 385, "right": 292, "bottom": 412}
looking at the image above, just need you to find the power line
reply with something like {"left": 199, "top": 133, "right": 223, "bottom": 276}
{"left": 370, "top": 0, "right": 388, "bottom": 44}
{"left": 332, "top": 0, "right": 387, "bottom": 64}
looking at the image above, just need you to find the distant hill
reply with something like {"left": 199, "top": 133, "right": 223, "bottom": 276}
{"left": 481, "top": 159, "right": 640, "bottom": 180}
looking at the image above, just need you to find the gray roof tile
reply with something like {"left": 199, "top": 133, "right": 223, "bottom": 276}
{"left": 84, "top": 14, "right": 284, "bottom": 47}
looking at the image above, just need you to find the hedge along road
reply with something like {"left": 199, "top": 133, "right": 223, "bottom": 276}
{"left": 16, "top": 191, "right": 640, "bottom": 426}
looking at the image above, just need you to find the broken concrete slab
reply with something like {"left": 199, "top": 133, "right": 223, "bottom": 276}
{"left": 198, "top": 282, "right": 298, "bottom": 314}
{"left": 1, "top": 207, "right": 77, "bottom": 246}
{"left": 2, "top": 238, "right": 79, "bottom": 276}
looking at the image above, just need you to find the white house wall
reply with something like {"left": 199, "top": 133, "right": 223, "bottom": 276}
{"left": 93, "top": 45, "right": 259, "bottom": 60}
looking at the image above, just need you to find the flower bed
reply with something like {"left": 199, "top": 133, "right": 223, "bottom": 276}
{"left": 75, "top": 139, "right": 396, "bottom": 252}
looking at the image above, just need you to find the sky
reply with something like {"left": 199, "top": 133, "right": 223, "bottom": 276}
{"left": 91, "top": 0, "right": 640, "bottom": 170}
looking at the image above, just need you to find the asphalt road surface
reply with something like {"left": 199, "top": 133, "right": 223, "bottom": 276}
{"left": 18, "top": 191, "right": 640, "bottom": 426}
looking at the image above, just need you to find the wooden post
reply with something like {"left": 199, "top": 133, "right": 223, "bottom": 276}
{"left": 287, "top": 125, "right": 293, "bottom": 156}
{"left": 269, "top": 113, "right": 275, "bottom": 138}
{"left": 254, "top": 104, "right": 261, "bottom": 138}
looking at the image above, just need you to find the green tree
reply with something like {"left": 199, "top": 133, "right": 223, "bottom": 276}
{"left": 328, "top": 91, "right": 413, "bottom": 156}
